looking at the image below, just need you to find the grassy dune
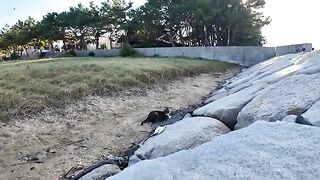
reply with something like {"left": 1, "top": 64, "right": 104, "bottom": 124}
{"left": 0, "top": 57, "right": 237, "bottom": 121}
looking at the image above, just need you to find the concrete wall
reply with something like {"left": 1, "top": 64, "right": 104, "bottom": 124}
{"left": 276, "top": 43, "right": 312, "bottom": 56}
{"left": 135, "top": 46, "right": 275, "bottom": 66}
{"left": 21, "top": 51, "right": 70, "bottom": 60}
{"left": 71, "top": 43, "right": 312, "bottom": 67}
{"left": 76, "top": 46, "right": 275, "bottom": 66}
{"left": 76, "top": 49, "right": 120, "bottom": 57}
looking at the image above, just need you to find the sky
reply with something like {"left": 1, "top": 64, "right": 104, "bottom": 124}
{"left": 0, "top": 0, "right": 319, "bottom": 49}
{"left": 262, "top": 0, "right": 320, "bottom": 49}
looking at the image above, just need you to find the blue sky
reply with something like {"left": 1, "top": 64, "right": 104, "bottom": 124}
{"left": 0, "top": 0, "right": 146, "bottom": 28}
{"left": 0, "top": 0, "right": 319, "bottom": 49}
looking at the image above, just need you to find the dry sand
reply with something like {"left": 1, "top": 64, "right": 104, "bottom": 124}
{"left": 0, "top": 68, "right": 239, "bottom": 180}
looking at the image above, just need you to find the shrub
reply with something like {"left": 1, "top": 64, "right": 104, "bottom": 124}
{"left": 2, "top": 56, "right": 10, "bottom": 61}
{"left": 0, "top": 111, "right": 9, "bottom": 122}
{"left": 54, "top": 47, "right": 60, "bottom": 52}
{"left": 39, "top": 52, "right": 47, "bottom": 59}
{"left": 88, "top": 52, "right": 95, "bottom": 57}
{"left": 10, "top": 53, "right": 20, "bottom": 60}
{"left": 100, "top": 44, "right": 107, "bottom": 49}
{"left": 120, "top": 43, "right": 137, "bottom": 57}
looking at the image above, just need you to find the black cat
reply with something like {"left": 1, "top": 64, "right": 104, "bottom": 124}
{"left": 141, "top": 107, "right": 170, "bottom": 125}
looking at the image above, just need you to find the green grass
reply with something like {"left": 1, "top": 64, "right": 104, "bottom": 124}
{"left": 0, "top": 57, "right": 237, "bottom": 121}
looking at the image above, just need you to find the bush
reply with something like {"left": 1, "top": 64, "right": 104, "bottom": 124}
{"left": 100, "top": 44, "right": 107, "bottom": 49}
{"left": 2, "top": 56, "right": 10, "bottom": 61}
{"left": 10, "top": 53, "right": 20, "bottom": 60}
{"left": 39, "top": 52, "right": 47, "bottom": 59}
{"left": 88, "top": 52, "right": 95, "bottom": 57}
{"left": 66, "top": 49, "right": 76, "bottom": 57}
{"left": 0, "top": 111, "right": 9, "bottom": 122}
{"left": 120, "top": 43, "right": 137, "bottom": 57}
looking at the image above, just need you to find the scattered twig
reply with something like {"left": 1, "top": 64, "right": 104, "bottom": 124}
{"left": 69, "top": 159, "right": 120, "bottom": 180}
{"left": 10, "top": 138, "right": 88, "bottom": 169}
{"left": 63, "top": 164, "right": 85, "bottom": 179}
{"left": 10, "top": 160, "right": 43, "bottom": 167}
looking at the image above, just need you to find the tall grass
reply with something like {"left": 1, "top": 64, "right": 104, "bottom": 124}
{"left": 0, "top": 57, "right": 237, "bottom": 121}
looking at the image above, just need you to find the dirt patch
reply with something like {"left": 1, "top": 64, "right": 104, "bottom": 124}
{"left": 0, "top": 68, "right": 239, "bottom": 180}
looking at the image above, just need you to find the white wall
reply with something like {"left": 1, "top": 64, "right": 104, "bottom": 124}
{"left": 134, "top": 46, "right": 275, "bottom": 66}
{"left": 74, "top": 43, "right": 312, "bottom": 66}
{"left": 275, "top": 43, "right": 313, "bottom": 56}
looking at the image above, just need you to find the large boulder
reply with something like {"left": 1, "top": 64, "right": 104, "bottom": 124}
{"left": 301, "top": 100, "right": 320, "bottom": 126}
{"left": 134, "top": 117, "right": 229, "bottom": 160}
{"left": 250, "top": 51, "right": 320, "bottom": 85}
{"left": 193, "top": 84, "right": 265, "bottom": 129}
{"left": 128, "top": 155, "right": 142, "bottom": 167}
{"left": 225, "top": 53, "right": 300, "bottom": 90}
{"left": 79, "top": 164, "right": 120, "bottom": 180}
{"left": 204, "top": 52, "right": 320, "bottom": 114}
{"left": 282, "top": 115, "right": 297, "bottom": 123}
{"left": 204, "top": 88, "right": 229, "bottom": 104}
{"left": 236, "top": 73, "right": 320, "bottom": 129}
{"left": 225, "top": 52, "right": 320, "bottom": 94}
{"left": 107, "top": 121, "right": 320, "bottom": 180}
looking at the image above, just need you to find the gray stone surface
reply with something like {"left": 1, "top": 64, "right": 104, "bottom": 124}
{"left": 134, "top": 117, "right": 230, "bottom": 160}
{"left": 193, "top": 84, "right": 265, "bottom": 129}
{"left": 302, "top": 100, "right": 320, "bottom": 126}
{"left": 80, "top": 164, "right": 120, "bottom": 180}
{"left": 296, "top": 65, "right": 320, "bottom": 75}
{"left": 128, "top": 155, "right": 142, "bottom": 167}
{"left": 251, "top": 51, "right": 320, "bottom": 85}
{"left": 236, "top": 73, "right": 320, "bottom": 129}
{"left": 108, "top": 121, "right": 320, "bottom": 180}
{"left": 183, "top": 113, "right": 192, "bottom": 119}
{"left": 282, "top": 115, "right": 297, "bottom": 123}
{"left": 205, "top": 88, "right": 230, "bottom": 104}
{"left": 225, "top": 53, "right": 300, "bottom": 90}
{"left": 225, "top": 51, "right": 320, "bottom": 96}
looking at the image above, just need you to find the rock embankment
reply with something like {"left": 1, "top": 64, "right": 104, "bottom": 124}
{"left": 197, "top": 51, "right": 320, "bottom": 129}
{"left": 106, "top": 51, "right": 320, "bottom": 179}
{"left": 135, "top": 117, "right": 230, "bottom": 160}
{"left": 109, "top": 121, "right": 320, "bottom": 180}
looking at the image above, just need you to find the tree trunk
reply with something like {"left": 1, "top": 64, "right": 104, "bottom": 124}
{"left": 204, "top": 25, "right": 210, "bottom": 46}
{"left": 49, "top": 42, "right": 54, "bottom": 52}
{"left": 25, "top": 46, "right": 29, "bottom": 56}
{"left": 95, "top": 31, "right": 100, "bottom": 50}
{"left": 167, "top": 30, "right": 175, "bottom": 47}
{"left": 63, "top": 40, "right": 66, "bottom": 51}
{"left": 80, "top": 34, "right": 86, "bottom": 50}
{"left": 231, "top": 31, "right": 236, "bottom": 46}
{"left": 109, "top": 35, "right": 113, "bottom": 49}
{"left": 179, "top": 29, "right": 185, "bottom": 46}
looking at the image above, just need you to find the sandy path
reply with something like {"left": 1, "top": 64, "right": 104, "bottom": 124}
{"left": 0, "top": 68, "right": 239, "bottom": 180}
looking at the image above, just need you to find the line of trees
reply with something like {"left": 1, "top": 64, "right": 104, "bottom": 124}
{"left": 0, "top": 0, "right": 270, "bottom": 59}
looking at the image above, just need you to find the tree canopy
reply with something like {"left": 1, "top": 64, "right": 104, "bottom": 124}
{"left": 0, "top": 0, "right": 270, "bottom": 58}
{"left": 127, "top": 0, "right": 270, "bottom": 47}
